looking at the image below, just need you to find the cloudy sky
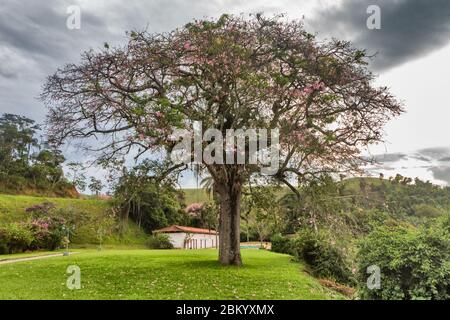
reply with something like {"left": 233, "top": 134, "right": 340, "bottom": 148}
{"left": 1, "top": 0, "right": 450, "bottom": 187}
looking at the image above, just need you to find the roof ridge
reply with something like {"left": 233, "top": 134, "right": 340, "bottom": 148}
{"left": 154, "top": 225, "right": 218, "bottom": 234}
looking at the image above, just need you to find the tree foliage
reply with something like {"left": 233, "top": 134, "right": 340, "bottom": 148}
{"left": 113, "top": 160, "right": 185, "bottom": 233}
{"left": 0, "top": 113, "right": 75, "bottom": 197}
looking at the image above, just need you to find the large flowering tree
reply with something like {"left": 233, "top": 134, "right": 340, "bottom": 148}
{"left": 42, "top": 14, "right": 402, "bottom": 265}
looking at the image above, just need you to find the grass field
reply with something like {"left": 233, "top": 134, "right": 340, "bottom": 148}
{"left": 0, "top": 249, "right": 343, "bottom": 300}
{"left": 0, "top": 194, "right": 109, "bottom": 223}
{"left": 0, "top": 194, "right": 148, "bottom": 245}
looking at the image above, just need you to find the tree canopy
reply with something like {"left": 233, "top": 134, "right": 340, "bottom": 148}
{"left": 0, "top": 113, "right": 75, "bottom": 197}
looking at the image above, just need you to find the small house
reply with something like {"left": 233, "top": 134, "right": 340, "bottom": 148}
{"left": 154, "top": 225, "right": 219, "bottom": 249}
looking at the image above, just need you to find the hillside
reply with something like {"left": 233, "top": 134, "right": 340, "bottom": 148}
{"left": 0, "top": 194, "right": 148, "bottom": 246}
{"left": 182, "top": 187, "right": 290, "bottom": 205}
{"left": 339, "top": 176, "right": 450, "bottom": 216}
{"left": 183, "top": 176, "right": 450, "bottom": 213}
{"left": 0, "top": 180, "right": 79, "bottom": 198}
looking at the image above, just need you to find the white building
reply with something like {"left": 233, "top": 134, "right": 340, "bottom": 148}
{"left": 154, "top": 225, "right": 219, "bottom": 249}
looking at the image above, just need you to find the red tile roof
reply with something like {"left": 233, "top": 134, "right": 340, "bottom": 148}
{"left": 154, "top": 225, "right": 218, "bottom": 235}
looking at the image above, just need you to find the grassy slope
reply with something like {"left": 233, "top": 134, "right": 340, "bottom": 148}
{"left": 0, "top": 194, "right": 109, "bottom": 223}
{"left": 0, "top": 249, "right": 343, "bottom": 300}
{"left": 182, "top": 177, "right": 428, "bottom": 205}
{"left": 182, "top": 188, "right": 212, "bottom": 205}
{"left": 0, "top": 194, "right": 148, "bottom": 246}
{"left": 182, "top": 187, "right": 290, "bottom": 205}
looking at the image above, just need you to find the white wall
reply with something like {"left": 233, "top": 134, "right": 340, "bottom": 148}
{"left": 166, "top": 232, "right": 219, "bottom": 249}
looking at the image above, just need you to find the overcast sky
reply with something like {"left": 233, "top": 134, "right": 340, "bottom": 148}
{"left": 1, "top": 0, "right": 450, "bottom": 187}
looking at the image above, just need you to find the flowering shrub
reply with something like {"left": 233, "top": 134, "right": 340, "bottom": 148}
{"left": 25, "top": 202, "right": 56, "bottom": 216}
{"left": 29, "top": 216, "right": 67, "bottom": 250}
{"left": 185, "top": 203, "right": 204, "bottom": 216}
{"left": 0, "top": 223, "right": 34, "bottom": 254}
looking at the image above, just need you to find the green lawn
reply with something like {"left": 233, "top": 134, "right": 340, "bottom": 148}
{"left": 0, "top": 249, "right": 344, "bottom": 300}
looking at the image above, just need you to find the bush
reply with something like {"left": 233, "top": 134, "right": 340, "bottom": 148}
{"left": 146, "top": 233, "right": 174, "bottom": 249}
{"left": 0, "top": 223, "right": 34, "bottom": 254}
{"left": 357, "top": 218, "right": 450, "bottom": 300}
{"left": 28, "top": 216, "right": 67, "bottom": 251}
{"left": 412, "top": 204, "right": 442, "bottom": 218}
{"left": 270, "top": 234, "right": 294, "bottom": 254}
{"left": 291, "top": 229, "right": 355, "bottom": 285}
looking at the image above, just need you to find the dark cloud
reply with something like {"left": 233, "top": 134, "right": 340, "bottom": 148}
{"left": 0, "top": 1, "right": 125, "bottom": 122}
{"left": 417, "top": 147, "right": 450, "bottom": 161}
{"left": 0, "top": 66, "right": 16, "bottom": 79}
{"left": 410, "top": 154, "right": 432, "bottom": 162}
{"left": 308, "top": 0, "right": 450, "bottom": 71}
{"left": 370, "top": 152, "right": 407, "bottom": 163}
{"left": 430, "top": 166, "right": 450, "bottom": 185}
{"left": 0, "top": 1, "right": 107, "bottom": 61}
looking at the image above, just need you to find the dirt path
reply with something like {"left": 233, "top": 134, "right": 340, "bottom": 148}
{"left": 0, "top": 252, "right": 79, "bottom": 265}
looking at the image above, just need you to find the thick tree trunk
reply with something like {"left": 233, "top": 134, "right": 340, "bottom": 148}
{"left": 216, "top": 179, "right": 243, "bottom": 266}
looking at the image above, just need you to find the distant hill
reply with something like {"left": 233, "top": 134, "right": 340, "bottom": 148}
{"left": 182, "top": 176, "right": 450, "bottom": 217}
{"left": 181, "top": 187, "right": 290, "bottom": 205}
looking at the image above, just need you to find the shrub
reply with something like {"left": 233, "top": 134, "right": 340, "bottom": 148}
{"left": 24, "top": 202, "right": 69, "bottom": 251}
{"left": 29, "top": 216, "right": 67, "bottom": 250}
{"left": 0, "top": 223, "right": 34, "bottom": 254}
{"left": 291, "top": 229, "right": 355, "bottom": 285}
{"left": 270, "top": 234, "right": 294, "bottom": 254}
{"left": 412, "top": 204, "right": 442, "bottom": 218}
{"left": 357, "top": 218, "right": 450, "bottom": 300}
{"left": 146, "top": 233, "right": 174, "bottom": 249}
{"left": 25, "top": 202, "right": 56, "bottom": 216}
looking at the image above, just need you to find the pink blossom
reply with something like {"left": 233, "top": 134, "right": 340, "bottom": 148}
{"left": 167, "top": 134, "right": 177, "bottom": 142}
{"left": 312, "top": 82, "right": 325, "bottom": 91}
{"left": 185, "top": 202, "right": 204, "bottom": 214}
{"left": 183, "top": 41, "right": 191, "bottom": 50}
{"left": 292, "top": 89, "right": 305, "bottom": 98}
{"left": 303, "top": 87, "right": 314, "bottom": 94}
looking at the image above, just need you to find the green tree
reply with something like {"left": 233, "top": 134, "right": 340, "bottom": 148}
{"left": 113, "top": 160, "right": 184, "bottom": 233}
{"left": 88, "top": 176, "right": 103, "bottom": 196}
{"left": 0, "top": 113, "right": 39, "bottom": 173}
{"left": 66, "top": 162, "right": 87, "bottom": 192}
